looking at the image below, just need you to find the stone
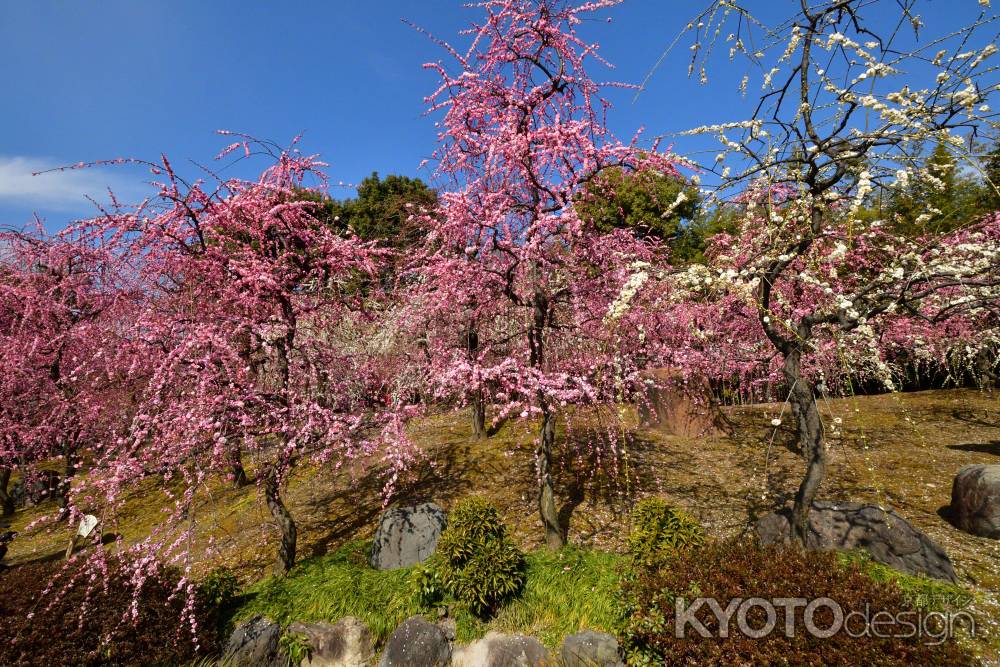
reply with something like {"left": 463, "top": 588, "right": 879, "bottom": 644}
{"left": 637, "top": 368, "right": 731, "bottom": 438}
{"left": 222, "top": 615, "right": 284, "bottom": 667}
{"left": 951, "top": 464, "right": 1000, "bottom": 538}
{"left": 756, "top": 501, "right": 958, "bottom": 582}
{"left": 452, "top": 632, "right": 549, "bottom": 667}
{"left": 379, "top": 616, "right": 451, "bottom": 667}
{"left": 560, "top": 630, "right": 623, "bottom": 667}
{"left": 370, "top": 503, "right": 447, "bottom": 570}
{"left": 286, "top": 617, "right": 374, "bottom": 667}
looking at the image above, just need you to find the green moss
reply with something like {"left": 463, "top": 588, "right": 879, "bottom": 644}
{"left": 837, "top": 551, "right": 974, "bottom": 612}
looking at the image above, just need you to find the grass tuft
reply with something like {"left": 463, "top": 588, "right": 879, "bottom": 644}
{"left": 228, "top": 541, "right": 624, "bottom": 649}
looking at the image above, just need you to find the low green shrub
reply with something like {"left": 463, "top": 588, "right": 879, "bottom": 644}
{"left": 617, "top": 539, "right": 975, "bottom": 666}
{"left": 627, "top": 497, "right": 703, "bottom": 566}
{"left": 427, "top": 496, "right": 526, "bottom": 617}
{"left": 198, "top": 567, "right": 239, "bottom": 609}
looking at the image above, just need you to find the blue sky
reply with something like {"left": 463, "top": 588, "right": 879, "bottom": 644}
{"left": 0, "top": 0, "right": 992, "bottom": 230}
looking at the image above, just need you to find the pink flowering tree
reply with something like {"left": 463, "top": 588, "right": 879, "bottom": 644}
{"left": 658, "top": 0, "right": 1000, "bottom": 542}
{"left": 0, "top": 224, "right": 133, "bottom": 518}
{"left": 71, "top": 136, "right": 402, "bottom": 575}
{"left": 408, "top": 0, "right": 683, "bottom": 547}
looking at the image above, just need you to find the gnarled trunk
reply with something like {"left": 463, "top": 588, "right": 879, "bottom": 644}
{"left": 471, "top": 390, "right": 487, "bottom": 440}
{"left": 0, "top": 468, "right": 13, "bottom": 516}
{"left": 537, "top": 403, "right": 564, "bottom": 549}
{"left": 784, "top": 348, "right": 826, "bottom": 545}
{"left": 529, "top": 286, "right": 565, "bottom": 549}
{"left": 264, "top": 470, "right": 296, "bottom": 575}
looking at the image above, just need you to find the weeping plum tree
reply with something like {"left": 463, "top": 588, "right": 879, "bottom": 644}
{"left": 0, "top": 225, "right": 132, "bottom": 518}
{"left": 665, "top": 0, "right": 1000, "bottom": 543}
{"left": 73, "top": 136, "right": 401, "bottom": 575}
{"left": 409, "top": 0, "right": 682, "bottom": 548}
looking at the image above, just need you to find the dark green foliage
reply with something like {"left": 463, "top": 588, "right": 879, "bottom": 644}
{"left": 617, "top": 539, "right": 976, "bottom": 666}
{"left": 300, "top": 172, "right": 436, "bottom": 249}
{"left": 886, "top": 142, "right": 991, "bottom": 237}
{"left": 627, "top": 497, "right": 704, "bottom": 566}
{"left": 576, "top": 167, "right": 700, "bottom": 245}
{"left": 197, "top": 566, "right": 239, "bottom": 609}
{"left": 295, "top": 172, "right": 436, "bottom": 290}
{"left": 427, "top": 496, "right": 527, "bottom": 618}
{"left": 0, "top": 558, "right": 216, "bottom": 666}
{"left": 978, "top": 135, "right": 1000, "bottom": 212}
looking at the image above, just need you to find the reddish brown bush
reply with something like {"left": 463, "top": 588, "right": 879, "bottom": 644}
{"left": 618, "top": 539, "right": 976, "bottom": 666}
{"left": 0, "top": 556, "right": 216, "bottom": 666}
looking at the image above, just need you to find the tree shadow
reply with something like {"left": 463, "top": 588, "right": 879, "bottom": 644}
{"left": 297, "top": 438, "right": 489, "bottom": 560}
{"left": 947, "top": 441, "right": 1000, "bottom": 456}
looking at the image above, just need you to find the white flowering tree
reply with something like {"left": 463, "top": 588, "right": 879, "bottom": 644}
{"left": 661, "top": 0, "right": 1000, "bottom": 543}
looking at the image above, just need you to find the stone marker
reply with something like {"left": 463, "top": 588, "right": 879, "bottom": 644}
{"left": 370, "top": 503, "right": 447, "bottom": 570}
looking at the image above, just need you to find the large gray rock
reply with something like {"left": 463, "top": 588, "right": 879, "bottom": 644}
{"left": 286, "top": 617, "right": 374, "bottom": 667}
{"left": 370, "top": 503, "right": 447, "bottom": 570}
{"left": 756, "top": 501, "right": 957, "bottom": 582}
{"left": 560, "top": 630, "right": 623, "bottom": 667}
{"left": 452, "top": 632, "right": 549, "bottom": 667}
{"left": 222, "top": 615, "right": 285, "bottom": 667}
{"left": 379, "top": 616, "right": 451, "bottom": 667}
{"left": 951, "top": 464, "right": 1000, "bottom": 538}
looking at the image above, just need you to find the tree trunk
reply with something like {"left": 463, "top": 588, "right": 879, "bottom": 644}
{"left": 785, "top": 349, "right": 826, "bottom": 545}
{"left": 537, "top": 404, "right": 564, "bottom": 549}
{"left": 230, "top": 448, "right": 250, "bottom": 487}
{"left": 0, "top": 468, "right": 14, "bottom": 517}
{"left": 471, "top": 390, "right": 487, "bottom": 440}
{"left": 58, "top": 442, "right": 76, "bottom": 517}
{"left": 264, "top": 471, "right": 296, "bottom": 575}
{"left": 528, "top": 285, "right": 564, "bottom": 549}
{"left": 466, "top": 325, "right": 487, "bottom": 440}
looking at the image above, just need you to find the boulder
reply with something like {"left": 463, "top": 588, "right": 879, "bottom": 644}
{"left": 286, "top": 617, "right": 374, "bottom": 667}
{"left": 560, "top": 630, "right": 623, "bottom": 667}
{"left": 951, "top": 464, "right": 1000, "bottom": 538}
{"left": 370, "top": 503, "right": 447, "bottom": 570}
{"left": 222, "top": 615, "right": 285, "bottom": 667}
{"left": 379, "top": 616, "right": 451, "bottom": 667}
{"left": 757, "top": 501, "right": 957, "bottom": 582}
{"left": 452, "top": 632, "right": 549, "bottom": 667}
{"left": 638, "top": 369, "right": 730, "bottom": 438}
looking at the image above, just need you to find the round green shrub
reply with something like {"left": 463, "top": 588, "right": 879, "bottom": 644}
{"left": 429, "top": 496, "right": 526, "bottom": 617}
{"left": 197, "top": 566, "right": 240, "bottom": 609}
{"left": 628, "top": 497, "right": 704, "bottom": 566}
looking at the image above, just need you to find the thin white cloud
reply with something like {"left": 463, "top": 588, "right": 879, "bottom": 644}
{"left": 0, "top": 155, "right": 147, "bottom": 212}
